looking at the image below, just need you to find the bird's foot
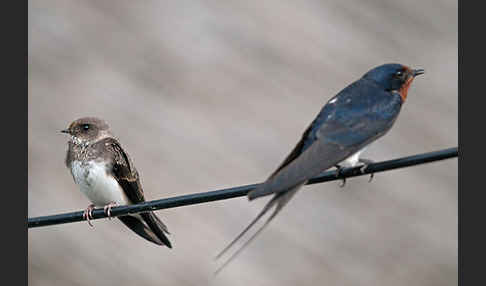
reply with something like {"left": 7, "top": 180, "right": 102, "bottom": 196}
{"left": 103, "top": 202, "right": 119, "bottom": 220}
{"left": 83, "top": 204, "right": 96, "bottom": 227}
{"left": 359, "top": 158, "right": 375, "bottom": 182}
{"left": 335, "top": 164, "right": 346, "bottom": 188}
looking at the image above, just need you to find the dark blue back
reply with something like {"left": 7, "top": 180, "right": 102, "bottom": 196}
{"left": 302, "top": 78, "right": 403, "bottom": 152}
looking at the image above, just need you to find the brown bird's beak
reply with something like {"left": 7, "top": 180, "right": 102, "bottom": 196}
{"left": 412, "top": 69, "right": 425, "bottom": 77}
{"left": 60, "top": 129, "right": 70, "bottom": 134}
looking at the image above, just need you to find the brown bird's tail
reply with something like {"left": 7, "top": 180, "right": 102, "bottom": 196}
{"left": 118, "top": 212, "right": 172, "bottom": 248}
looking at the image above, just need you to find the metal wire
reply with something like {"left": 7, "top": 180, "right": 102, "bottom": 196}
{"left": 28, "top": 147, "right": 457, "bottom": 228}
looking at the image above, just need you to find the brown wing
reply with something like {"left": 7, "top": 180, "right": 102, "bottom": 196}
{"left": 101, "top": 138, "right": 146, "bottom": 204}
{"left": 89, "top": 138, "right": 172, "bottom": 247}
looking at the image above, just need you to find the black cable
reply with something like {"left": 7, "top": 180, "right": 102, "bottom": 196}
{"left": 28, "top": 147, "right": 458, "bottom": 228}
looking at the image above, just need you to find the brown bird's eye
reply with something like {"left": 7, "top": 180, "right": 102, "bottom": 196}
{"left": 83, "top": 124, "right": 90, "bottom": 131}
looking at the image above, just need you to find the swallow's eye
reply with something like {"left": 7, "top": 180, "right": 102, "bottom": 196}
{"left": 82, "top": 124, "right": 90, "bottom": 131}
{"left": 394, "top": 71, "right": 403, "bottom": 78}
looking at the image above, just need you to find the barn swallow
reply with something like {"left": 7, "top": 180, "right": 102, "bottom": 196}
{"left": 215, "top": 63, "right": 424, "bottom": 272}
{"left": 62, "top": 117, "right": 172, "bottom": 247}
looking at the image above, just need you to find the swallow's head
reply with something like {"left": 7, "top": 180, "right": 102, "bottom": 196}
{"left": 362, "top": 63, "right": 424, "bottom": 102}
{"left": 61, "top": 117, "right": 112, "bottom": 145}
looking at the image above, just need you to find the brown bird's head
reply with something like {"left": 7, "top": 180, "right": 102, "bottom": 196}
{"left": 61, "top": 117, "right": 112, "bottom": 145}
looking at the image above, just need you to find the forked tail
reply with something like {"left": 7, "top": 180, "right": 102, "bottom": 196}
{"left": 214, "top": 186, "right": 301, "bottom": 275}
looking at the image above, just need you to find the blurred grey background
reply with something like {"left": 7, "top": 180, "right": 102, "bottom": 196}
{"left": 28, "top": 0, "right": 457, "bottom": 285}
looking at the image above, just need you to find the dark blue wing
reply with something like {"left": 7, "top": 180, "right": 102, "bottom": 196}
{"left": 249, "top": 79, "right": 402, "bottom": 199}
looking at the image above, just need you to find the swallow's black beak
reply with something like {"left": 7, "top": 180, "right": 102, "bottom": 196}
{"left": 413, "top": 69, "right": 425, "bottom": 77}
{"left": 60, "top": 129, "right": 70, "bottom": 134}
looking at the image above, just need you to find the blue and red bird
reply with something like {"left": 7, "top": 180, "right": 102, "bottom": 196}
{"left": 216, "top": 63, "right": 424, "bottom": 272}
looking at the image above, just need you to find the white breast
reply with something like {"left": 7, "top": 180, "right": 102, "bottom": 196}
{"left": 71, "top": 160, "right": 130, "bottom": 207}
{"left": 339, "top": 148, "right": 365, "bottom": 167}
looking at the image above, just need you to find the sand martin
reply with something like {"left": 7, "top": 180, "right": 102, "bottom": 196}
{"left": 62, "top": 117, "right": 172, "bottom": 247}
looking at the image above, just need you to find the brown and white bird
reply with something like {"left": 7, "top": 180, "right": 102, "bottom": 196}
{"left": 62, "top": 117, "right": 172, "bottom": 247}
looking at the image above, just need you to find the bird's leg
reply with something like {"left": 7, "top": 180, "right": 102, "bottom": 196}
{"left": 334, "top": 164, "right": 346, "bottom": 188}
{"left": 359, "top": 158, "right": 375, "bottom": 182}
{"left": 83, "top": 204, "right": 96, "bottom": 227}
{"left": 103, "top": 202, "right": 119, "bottom": 220}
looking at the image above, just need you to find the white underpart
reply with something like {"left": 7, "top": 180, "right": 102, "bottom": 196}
{"left": 71, "top": 160, "right": 130, "bottom": 207}
{"left": 339, "top": 148, "right": 365, "bottom": 167}
{"left": 71, "top": 135, "right": 85, "bottom": 146}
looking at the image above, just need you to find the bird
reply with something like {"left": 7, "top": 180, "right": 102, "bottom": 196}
{"left": 62, "top": 117, "right": 172, "bottom": 247}
{"left": 215, "top": 63, "right": 424, "bottom": 272}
